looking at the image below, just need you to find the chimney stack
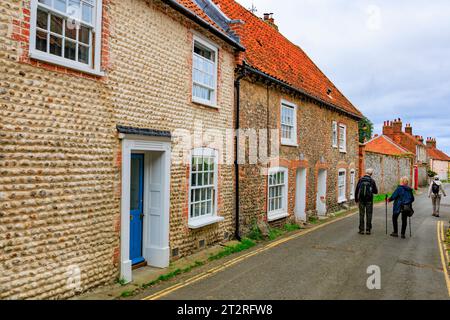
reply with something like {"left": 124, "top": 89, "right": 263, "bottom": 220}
{"left": 426, "top": 137, "right": 437, "bottom": 148}
{"left": 405, "top": 123, "right": 413, "bottom": 135}
{"left": 382, "top": 120, "right": 394, "bottom": 136}
{"left": 392, "top": 118, "right": 403, "bottom": 134}
{"left": 263, "top": 13, "right": 278, "bottom": 30}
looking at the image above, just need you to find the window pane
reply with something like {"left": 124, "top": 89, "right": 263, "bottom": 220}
{"left": 130, "top": 158, "right": 140, "bottom": 211}
{"left": 37, "top": 9, "right": 48, "bottom": 30}
{"left": 36, "top": 30, "right": 48, "bottom": 52}
{"left": 50, "top": 15, "right": 63, "bottom": 34}
{"left": 65, "top": 22, "right": 77, "bottom": 40}
{"left": 191, "top": 173, "right": 197, "bottom": 187}
{"left": 49, "top": 35, "right": 62, "bottom": 56}
{"left": 82, "top": 3, "right": 93, "bottom": 23}
{"left": 68, "top": 0, "right": 81, "bottom": 19}
{"left": 78, "top": 44, "right": 89, "bottom": 64}
{"left": 194, "top": 43, "right": 213, "bottom": 61}
{"left": 201, "top": 202, "right": 206, "bottom": 216}
{"left": 200, "top": 188, "right": 206, "bottom": 202}
{"left": 64, "top": 39, "right": 76, "bottom": 60}
{"left": 38, "top": 0, "right": 52, "bottom": 5}
{"left": 54, "top": 0, "right": 67, "bottom": 12}
{"left": 79, "top": 25, "right": 90, "bottom": 44}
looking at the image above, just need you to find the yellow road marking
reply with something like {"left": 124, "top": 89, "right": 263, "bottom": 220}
{"left": 142, "top": 211, "right": 358, "bottom": 300}
{"left": 437, "top": 221, "right": 450, "bottom": 297}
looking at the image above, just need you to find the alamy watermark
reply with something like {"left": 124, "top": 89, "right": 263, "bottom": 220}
{"left": 366, "top": 265, "right": 381, "bottom": 290}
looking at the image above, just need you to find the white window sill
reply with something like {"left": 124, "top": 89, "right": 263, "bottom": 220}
{"left": 339, "top": 150, "right": 347, "bottom": 154}
{"left": 281, "top": 141, "right": 298, "bottom": 148}
{"left": 29, "top": 50, "right": 104, "bottom": 77}
{"left": 192, "top": 97, "right": 218, "bottom": 109}
{"left": 338, "top": 198, "right": 347, "bottom": 204}
{"left": 267, "top": 211, "right": 289, "bottom": 222}
{"left": 188, "top": 216, "right": 224, "bottom": 229}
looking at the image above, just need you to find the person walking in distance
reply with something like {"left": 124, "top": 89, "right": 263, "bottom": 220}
{"left": 429, "top": 176, "right": 447, "bottom": 218}
{"left": 355, "top": 168, "right": 379, "bottom": 235}
{"left": 388, "top": 176, "right": 415, "bottom": 239}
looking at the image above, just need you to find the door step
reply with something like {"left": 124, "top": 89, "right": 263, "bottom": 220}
{"left": 132, "top": 261, "right": 147, "bottom": 270}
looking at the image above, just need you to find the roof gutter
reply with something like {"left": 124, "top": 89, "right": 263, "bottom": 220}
{"left": 161, "top": 0, "right": 245, "bottom": 51}
{"left": 241, "top": 64, "right": 363, "bottom": 121}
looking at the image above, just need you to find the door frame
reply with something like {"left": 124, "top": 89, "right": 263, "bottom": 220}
{"left": 119, "top": 135, "right": 171, "bottom": 284}
{"left": 316, "top": 169, "right": 327, "bottom": 216}
{"left": 295, "top": 168, "right": 307, "bottom": 221}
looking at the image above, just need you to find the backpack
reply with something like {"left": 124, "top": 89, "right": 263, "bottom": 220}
{"left": 432, "top": 182, "right": 440, "bottom": 195}
{"left": 359, "top": 178, "right": 373, "bottom": 202}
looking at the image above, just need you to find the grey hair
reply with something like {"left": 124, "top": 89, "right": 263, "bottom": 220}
{"left": 400, "top": 176, "right": 410, "bottom": 185}
{"left": 366, "top": 168, "right": 374, "bottom": 176}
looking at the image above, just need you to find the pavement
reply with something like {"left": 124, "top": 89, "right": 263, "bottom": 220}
{"left": 134, "top": 185, "right": 450, "bottom": 300}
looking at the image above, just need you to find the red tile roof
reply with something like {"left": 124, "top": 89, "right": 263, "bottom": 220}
{"left": 365, "top": 135, "right": 413, "bottom": 156}
{"left": 426, "top": 147, "right": 450, "bottom": 161}
{"left": 212, "top": 0, "right": 363, "bottom": 118}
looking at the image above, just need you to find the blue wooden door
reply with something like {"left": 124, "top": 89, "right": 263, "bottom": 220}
{"left": 130, "top": 154, "right": 144, "bottom": 265}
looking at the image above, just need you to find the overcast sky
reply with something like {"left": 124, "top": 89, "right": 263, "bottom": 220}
{"left": 235, "top": 0, "right": 450, "bottom": 154}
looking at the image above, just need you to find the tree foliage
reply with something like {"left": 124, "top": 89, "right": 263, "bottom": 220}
{"left": 359, "top": 116, "right": 374, "bottom": 143}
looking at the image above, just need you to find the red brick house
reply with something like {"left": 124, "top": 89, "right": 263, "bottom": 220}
{"left": 382, "top": 120, "right": 428, "bottom": 188}
{"left": 212, "top": 0, "right": 363, "bottom": 233}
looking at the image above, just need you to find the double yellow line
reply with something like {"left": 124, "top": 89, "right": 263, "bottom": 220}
{"left": 437, "top": 221, "right": 450, "bottom": 297}
{"left": 142, "top": 212, "right": 357, "bottom": 300}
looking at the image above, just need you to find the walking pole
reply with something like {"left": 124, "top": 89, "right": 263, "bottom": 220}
{"left": 385, "top": 195, "right": 388, "bottom": 235}
{"left": 409, "top": 217, "right": 412, "bottom": 238}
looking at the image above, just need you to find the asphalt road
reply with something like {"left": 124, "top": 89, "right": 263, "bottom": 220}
{"left": 139, "top": 185, "right": 450, "bottom": 300}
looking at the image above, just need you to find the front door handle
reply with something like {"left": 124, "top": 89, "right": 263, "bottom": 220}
{"left": 130, "top": 215, "right": 133, "bottom": 221}
{"left": 140, "top": 214, "right": 144, "bottom": 220}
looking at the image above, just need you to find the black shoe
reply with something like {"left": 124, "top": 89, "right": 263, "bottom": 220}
{"left": 390, "top": 233, "right": 399, "bottom": 238}
{"left": 358, "top": 231, "right": 365, "bottom": 235}
{"left": 366, "top": 231, "right": 371, "bottom": 235}
{"left": 401, "top": 234, "right": 406, "bottom": 239}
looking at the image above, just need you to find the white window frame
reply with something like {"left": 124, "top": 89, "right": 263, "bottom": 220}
{"left": 350, "top": 169, "right": 356, "bottom": 200}
{"left": 339, "top": 123, "right": 347, "bottom": 153}
{"left": 192, "top": 34, "right": 219, "bottom": 108}
{"left": 280, "top": 100, "right": 298, "bottom": 146}
{"left": 29, "top": 0, "right": 104, "bottom": 76}
{"left": 338, "top": 169, "right": 347, "bottom": 203}
{"left": 332, "top": 121, "right": 338, "bottom": 148}
{"left": 267, "top": 167, "right": 289, "bottom": 221}
{"left": 188, "top": 147, "right": 223, "bottom": 229}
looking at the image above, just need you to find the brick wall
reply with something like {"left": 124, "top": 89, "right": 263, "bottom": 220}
{"left": 0, "top": 0, "right": 236, "bottom": 299}
{"left": 238, "top": 79, "right": 359, "bottom": 233}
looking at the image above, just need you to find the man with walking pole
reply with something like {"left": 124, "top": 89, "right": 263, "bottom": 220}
{"left": 355, "top": 168, "right": 379, "bottom": 235}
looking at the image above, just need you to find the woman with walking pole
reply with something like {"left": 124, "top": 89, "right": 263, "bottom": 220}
{"left": 388, "top": 176, "right": 415, "bottom": 239}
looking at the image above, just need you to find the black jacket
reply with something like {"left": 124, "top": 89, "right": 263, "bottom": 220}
{"left": 355, "top": 175, "right": 378, "bottom": 203}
